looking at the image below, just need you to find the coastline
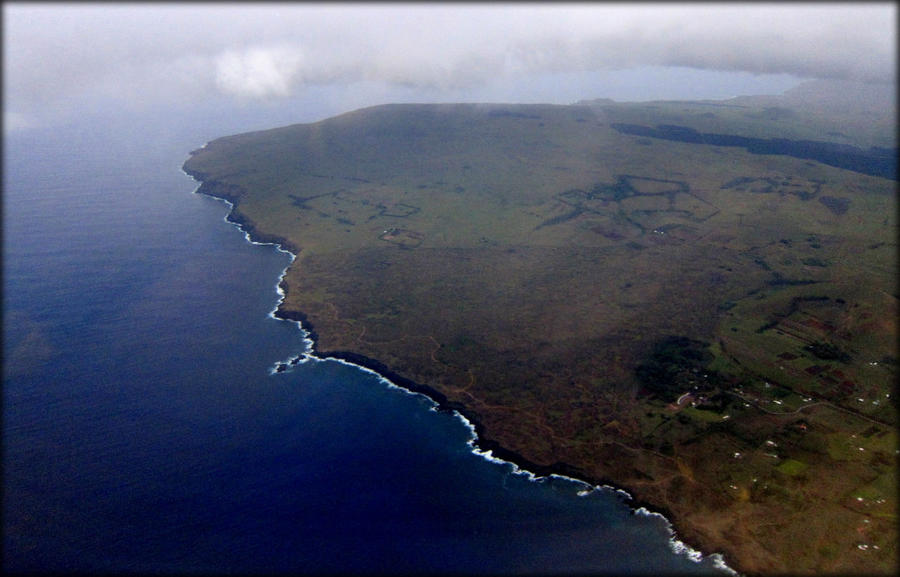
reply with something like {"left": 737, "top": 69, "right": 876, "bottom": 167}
{"left": 308, "top": 342, "right": 737, "bottom": 576}
{"left": 183, "top": 165, "right": 739, "bottom": 575}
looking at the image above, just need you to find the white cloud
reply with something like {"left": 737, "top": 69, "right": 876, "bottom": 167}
{"left": 215, "top": 45, "right": 305, "bottom": 99}
{"left": 3, "top": 3, "right": 895, "bottom": 129}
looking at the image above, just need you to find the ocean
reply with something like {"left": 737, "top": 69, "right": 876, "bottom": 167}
{"left": 3, "top": 104, "right": 731, "bottom": 575}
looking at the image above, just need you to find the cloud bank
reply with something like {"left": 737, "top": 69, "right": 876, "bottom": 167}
{"left": 4, "top": 3, "right": 896, "bottom": 127}
{"left": 215, "top": 45, "right": 306, "bottom": 99}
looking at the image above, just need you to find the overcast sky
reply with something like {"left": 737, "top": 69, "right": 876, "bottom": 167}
{"left": 4, "top": 3, "right": 896, "bottom": 132}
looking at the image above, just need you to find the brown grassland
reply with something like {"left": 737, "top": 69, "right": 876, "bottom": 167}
{"left": 184, "top": 90, "right": 897, "bottom": 575}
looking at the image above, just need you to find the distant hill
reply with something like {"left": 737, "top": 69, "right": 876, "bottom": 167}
{"left": 729, "top": 78, "right": 897, "bottom": 148}
{"left": 581, "top": 78, "right": 896, "bottom": 150}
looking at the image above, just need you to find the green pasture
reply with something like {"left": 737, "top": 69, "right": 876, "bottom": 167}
{"left": 184, "top": 93, "right": 897, "bottom": 574}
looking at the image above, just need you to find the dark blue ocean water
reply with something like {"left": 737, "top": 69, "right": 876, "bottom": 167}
{"left": 3, "top": 106, "right": 731, "bottom": 575}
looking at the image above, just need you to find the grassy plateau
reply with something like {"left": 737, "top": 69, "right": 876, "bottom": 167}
{"left": 184, "top": 81, "right": 897, "bottom": 575}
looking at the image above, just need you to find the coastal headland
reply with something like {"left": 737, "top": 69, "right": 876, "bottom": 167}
{"left": 184, "top": 86, "right": 897, "bottom": 575}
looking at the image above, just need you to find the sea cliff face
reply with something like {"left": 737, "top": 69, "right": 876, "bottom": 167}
{"left": 185, "top": 96, "right": 897, "bottom": 575}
